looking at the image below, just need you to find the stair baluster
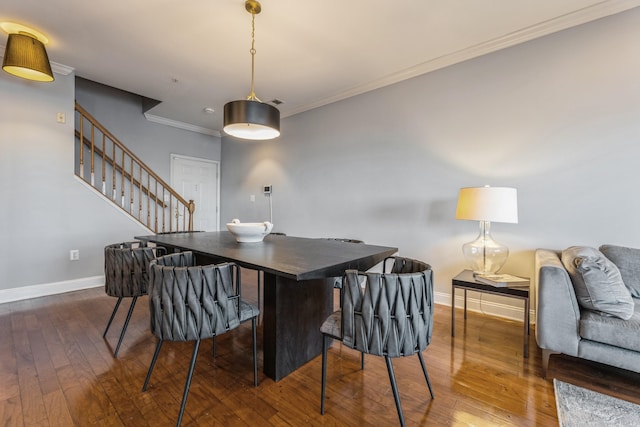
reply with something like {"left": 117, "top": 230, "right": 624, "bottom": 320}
{"left": 74, "top": 102, "right": 194, "bottom": 233}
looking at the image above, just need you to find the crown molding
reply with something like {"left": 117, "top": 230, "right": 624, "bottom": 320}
{"left": 282, "top": 0, "right": 640, "bottom": 118}
{"left": 144, "top": 113, "right": 222, "bottom": 137}
{"left": 51, "top": 61, "right": 74, "bottom": 75}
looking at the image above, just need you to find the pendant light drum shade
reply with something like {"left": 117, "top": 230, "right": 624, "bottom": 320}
{"left": 223, "top": 0, "right": 280, "bottom": 140}
{"left": 2, "top": 32, "right": 54, "bottom": 82}
{"left": 224, "top": 99, "right": 280, "bottom": 140}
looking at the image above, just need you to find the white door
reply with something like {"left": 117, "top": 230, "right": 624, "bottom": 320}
{"left": 171, "top": 155, "right": 220, "bottom": 231}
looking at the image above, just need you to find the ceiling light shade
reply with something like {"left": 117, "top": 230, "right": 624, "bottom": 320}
{"left": 224, "top": 99, "right": 280, "bottom": 140}
{"left": 456, "top": 186, "right": 518, "bottom": 274}
{"left": 223, "top": 0, "right": 280, "bottom": 140}
{"left": 2, "top": 31, "right": 54, "bottom": 82}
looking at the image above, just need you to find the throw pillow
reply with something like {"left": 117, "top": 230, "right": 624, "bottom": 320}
{"left": 561, "top": 246, "right": 634, "bottom": 320}
{"left": 599, "top": 244, "right": 640, "bottom": 298}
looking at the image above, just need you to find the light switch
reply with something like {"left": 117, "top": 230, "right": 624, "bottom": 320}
{"left": 57, "top": 112, "right": 66, "bottom": 123}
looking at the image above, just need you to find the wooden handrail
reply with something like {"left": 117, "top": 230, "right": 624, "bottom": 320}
{"left": 74, "top": 130, "right": 166, "bottom": 208}
{"left": 75, "top": 103, "right": 192, "bottom": 210}
{"left": 74, "top": 101, "right": 195, "bottom": 233}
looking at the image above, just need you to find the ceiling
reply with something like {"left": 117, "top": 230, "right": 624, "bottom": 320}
{"left": 2, "top": 0, "right": 639, "bottom": 137}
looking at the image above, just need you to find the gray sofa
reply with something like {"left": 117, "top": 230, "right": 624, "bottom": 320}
{"left": 535, "top": 246, "right": 640, "bottom": 376}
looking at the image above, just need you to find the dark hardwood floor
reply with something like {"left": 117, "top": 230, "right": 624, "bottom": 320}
{"left": 2, "top": 271, "right": 639, "bottom": 426}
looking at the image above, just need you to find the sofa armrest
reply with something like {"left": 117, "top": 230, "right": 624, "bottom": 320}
{"left": 535, "top": 249, "right": 581, "bottom": 357}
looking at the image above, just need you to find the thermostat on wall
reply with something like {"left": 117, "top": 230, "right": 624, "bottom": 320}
{"left": 263, "top": 185, "right": 272, "bottom": 194}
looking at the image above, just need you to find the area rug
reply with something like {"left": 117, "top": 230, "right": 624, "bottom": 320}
{"left": 554, "top": 379, "right": 640, "bottom": 426}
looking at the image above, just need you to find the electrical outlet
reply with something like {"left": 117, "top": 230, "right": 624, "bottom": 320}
{"left": 250, "top": 195, "right": 255, "bottom": 202}
{"left": 70, "top": 249, "right": 80, "bottom": 261}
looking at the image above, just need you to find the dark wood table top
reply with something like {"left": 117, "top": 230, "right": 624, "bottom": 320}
{"left": 136, "top": 231, "right": 398, "bottom": 281}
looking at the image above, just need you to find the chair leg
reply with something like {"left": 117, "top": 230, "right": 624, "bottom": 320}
{"left": 212, "top": 336, "right": 217, "bottom": 358}
{"left": 177, "top": 340, "right": 201, "bottom": 427}
{"left": 113, "top": 296, "right": 138, "bottom": 358}
{"left": 103, "top": 297, "right": 123, "bottom": 338}
{"left": 417, "top": 351, "right": 434, "bottom": 399}
{"left": 320, "top": 334, "right": 329, "bottom": 415}
{"left": 142, "top": 339, "right": 163, "bottom": 391}
{"left": 361, "top": 352, "right": 365, "bottom": 370}
{"left": 252, "top": 317, "right": 258, "bottom": 386}
{"left": 385, "top": 356, "right": 405, "bottom": 427}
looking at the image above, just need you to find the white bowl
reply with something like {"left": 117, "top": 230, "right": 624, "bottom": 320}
{"left": 226, "top": 219, "right": 274, "bottom": 243}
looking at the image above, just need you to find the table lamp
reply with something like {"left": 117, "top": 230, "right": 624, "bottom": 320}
{"left": 455, "top": 186, "right": 518, "bottom": 274}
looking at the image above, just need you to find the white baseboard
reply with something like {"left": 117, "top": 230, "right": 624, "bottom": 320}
{"left": 0, "top": 276, "right": 104, "bottom": 304}
{"left": 435, "top": 290, "right": 536, "bottom": 324}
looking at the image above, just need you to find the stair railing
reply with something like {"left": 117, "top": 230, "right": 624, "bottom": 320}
{"left": 74, "top": 102, "right": 194, "bottom": 233}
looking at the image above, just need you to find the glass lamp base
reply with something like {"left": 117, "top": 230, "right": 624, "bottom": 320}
{"left": 462, "top": 221, "right": 509, "bottom": 274}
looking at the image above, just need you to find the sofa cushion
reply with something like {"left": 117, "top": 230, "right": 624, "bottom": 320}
{"left": 580, "top": 298, "right": 640, "bottom": 352}
{"left": 561, "top": 246, "right": 634, "bottom": 320}
{"left": 600, "top": 245, "right": 640, "bottom": 298}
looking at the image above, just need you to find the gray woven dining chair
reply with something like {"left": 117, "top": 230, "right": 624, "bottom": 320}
{"left": 320, "top": 256, "right": 435, "bottom": 427}
{"left": 142, "top": 251, "right": 259, "bottom": 427}
{"left": 103, "top": 241, "right": 166, "bottom": 357}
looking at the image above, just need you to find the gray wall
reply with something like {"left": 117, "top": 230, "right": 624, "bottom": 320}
{"left": 221, "top": 9, "right": 640, "bottom": 307}
{"left": 75, "top": 78, "right": 221, "bottom": 178}
{"left": 0, "top": 75, "right": 220, "bottom": 292}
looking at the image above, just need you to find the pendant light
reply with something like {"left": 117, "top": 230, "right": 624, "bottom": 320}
{"left": 223, "top": 0, "right": 280, "bottom": 140}
{"left": 1, "top": 22, "right": 54, "bottom": 82}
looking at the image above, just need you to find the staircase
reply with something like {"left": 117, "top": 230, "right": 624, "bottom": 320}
{"left": 74, "top": 102, "right": 194, "bottom": 233}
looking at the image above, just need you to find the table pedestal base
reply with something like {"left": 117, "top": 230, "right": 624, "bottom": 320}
{"left": 262, "top": 273, "right": 333, "bottom": 381}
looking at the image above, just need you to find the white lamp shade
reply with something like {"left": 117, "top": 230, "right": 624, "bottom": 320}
{"left": 455, "top": 186, "right": 518, "bottom": 224}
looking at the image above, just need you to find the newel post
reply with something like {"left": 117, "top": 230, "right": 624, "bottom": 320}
{"left": 188, "top": 200, "right": 195, "bottom": 231}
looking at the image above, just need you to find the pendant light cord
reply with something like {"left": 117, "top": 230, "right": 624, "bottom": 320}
{"left": 248, "top": 12, "right": 260, "bottom": 101}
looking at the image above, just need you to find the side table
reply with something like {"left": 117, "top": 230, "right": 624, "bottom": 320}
{"left": 451, "top": 270, "right": 531, "bottom": 358}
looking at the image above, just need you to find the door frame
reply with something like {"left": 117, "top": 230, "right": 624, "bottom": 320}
{"left": 170, "top": 154, "right": 220, "bottom": 232}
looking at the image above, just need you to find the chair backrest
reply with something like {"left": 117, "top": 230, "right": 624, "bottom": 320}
{"left": 341, "top": 256, "right": 433, "bottom": 358}
{"left": 104, "top": 241, "right": 164, "bottom": 298}
{"left": 382, "top": 256, "right": 424, "bottom": 274}
{"left": 148, "top": 251, "right": 241, "bottom": 342}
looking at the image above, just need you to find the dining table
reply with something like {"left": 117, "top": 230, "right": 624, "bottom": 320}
{"left": 136, "top": 231, "right": 397, "bottom": 381}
